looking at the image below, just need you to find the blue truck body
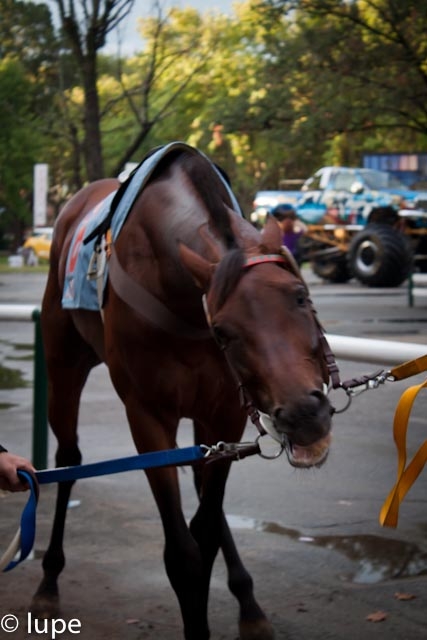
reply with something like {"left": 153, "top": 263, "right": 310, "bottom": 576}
{"left": 251, "top": 167, "right": 427, "bottom": 286}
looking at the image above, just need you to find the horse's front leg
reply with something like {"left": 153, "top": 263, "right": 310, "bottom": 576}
{"left": 220, "top": 514, "right": 275, "bottom": 640}
{"left": 126, "top": 403, "right": 212, "bottom": 640}
{"left": 31, "top": 304, "right": 99, "bottom": 618}
{"left": 31, "top": 364, "right": 91, "bottom": 618}
{"left": 31, "top": 475, "right": 80, "bottom": 618}
{"left": 193, "top": 420, "right": 274, "bottom": 640}
{"left": 144, "top": 463, "right": 211, "bottom": 640}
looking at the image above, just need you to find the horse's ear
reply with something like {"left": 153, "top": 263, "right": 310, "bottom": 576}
{"left": 178, "top": 243, "right": 215, "bottom": 290}
{"left": 260, "top": 215, "right": 283, "bottom": 252}
{"left": 198, "top": 224, "right": 222, "bottom": 262}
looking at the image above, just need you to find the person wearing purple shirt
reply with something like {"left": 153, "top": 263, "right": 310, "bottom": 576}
{"left": 270, "top": 203, "right": 307, "bottom": 265}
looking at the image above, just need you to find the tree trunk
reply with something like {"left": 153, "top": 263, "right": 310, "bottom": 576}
{"left": 82, "top": 56, "right": 104, "bottom": 181}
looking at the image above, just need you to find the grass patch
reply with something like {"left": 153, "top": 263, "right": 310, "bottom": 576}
{"left": 0, "top": 255, "right": 49, "bottom": 274}
{"left": 0, "top": 364, "right": 28, "bottom": 389}
{"left": 13, "top": 343, "right": 34, "bottom": 351}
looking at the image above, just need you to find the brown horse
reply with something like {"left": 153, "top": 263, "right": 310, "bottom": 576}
{"left": 32, "top": 145, "right": 333, "bottom": 639}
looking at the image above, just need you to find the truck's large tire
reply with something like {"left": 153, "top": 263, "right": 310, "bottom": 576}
{"left": 311, "top": 256, "right": 352, "bottom": 283}
{"left": 348, "top": 224, "right": 412, "bottom": 287}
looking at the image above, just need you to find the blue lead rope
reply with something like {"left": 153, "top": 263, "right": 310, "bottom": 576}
{"left": 2, "top": 471, "right": 39, "bottom": 572}
{"left": 2, "top": 445, "right": 205, "bottom": 573}
{"left": 36, "top": 446, "right": 205, "bottom": 484}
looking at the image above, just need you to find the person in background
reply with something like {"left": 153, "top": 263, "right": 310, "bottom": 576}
{"left": 207, "top": 122, "right": 237, "bottom": 185}
{"left": 270, "top": 203, "right": 307, "bottom": 265}
{"left": 0, "top": 445, "right": 35, "bottom": 492}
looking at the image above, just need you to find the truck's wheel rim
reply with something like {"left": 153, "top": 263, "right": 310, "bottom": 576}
{"left": 355, "top": 240, "right": 380, "bottom": 275}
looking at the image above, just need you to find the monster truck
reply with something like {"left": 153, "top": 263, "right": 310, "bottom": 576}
{"left": 253, "top": 167, "right": 427, "bottom": 287}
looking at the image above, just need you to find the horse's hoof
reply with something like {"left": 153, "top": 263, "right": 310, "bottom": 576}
{"left": 239, "top": 618, "right": 275, "bottom": 640}
{"left": 30, "top": 593, "right": 61, "bottom": 620}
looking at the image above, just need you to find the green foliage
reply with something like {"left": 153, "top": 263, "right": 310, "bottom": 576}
{"left": 0, "top": 58, "right": 47, "bottom": 248}
{"left": 0, "top": 363, "right": 28, "bottom": 389}
{"left": 0, "top": 0, "right": 58, "bottom": 73}
{"left": 3, "top": 0, "right": 427, "bottom": 237}
{"left": 0, "top": 0, "right": 62, "bottom": 247}
{"left": 262, "top": 0, "right": 427, "bottom": 155}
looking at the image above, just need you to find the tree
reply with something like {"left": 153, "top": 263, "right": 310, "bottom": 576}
{"left": 0, "top": 0, "right": 59, "bottom": 78}
{"left": 43, "top": 2, "right": 221, "bottom": 183}
{"left": 258, "top": 1, "right": 427, "bottom": 143}
{"left": 0, "top": 59, "right": 45, "bottom": 248}
{"left": 53, "top": 0, "right": 136, "bottom": 180}
{"left": 102, "top": 5, "right": 218, "bottom": 177}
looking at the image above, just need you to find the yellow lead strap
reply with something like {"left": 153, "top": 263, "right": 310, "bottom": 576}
{"left": 389, "top": 354, "right": 427, "bottom": 381}
{"left": 379, "top": 379, "right": 427, "bottom": 527}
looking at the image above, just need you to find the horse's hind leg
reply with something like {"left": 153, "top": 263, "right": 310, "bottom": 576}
{"left": 193, "top": 421, "right": 274, "bottom": 640}
{"left": 31, "top": 317, "right": 99, "bottom": 618}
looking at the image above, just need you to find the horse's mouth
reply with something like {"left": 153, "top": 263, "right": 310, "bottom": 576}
{"left": 284, "top": 433, "right": 331, "bottom": 469}
{"left": 258, "top": 411, "right": 331, "bottom": 469}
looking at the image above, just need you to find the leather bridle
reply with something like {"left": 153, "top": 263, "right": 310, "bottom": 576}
{"left": 202, "top": 250, "right": 340, "bottom": 442}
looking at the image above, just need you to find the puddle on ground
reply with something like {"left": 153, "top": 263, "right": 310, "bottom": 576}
{"left": 226, "top": 514, "right": 427, "bottom": 584}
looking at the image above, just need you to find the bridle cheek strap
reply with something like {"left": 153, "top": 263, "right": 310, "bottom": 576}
{"left": 202, "top": 293, "right": 267, "bottom": 437}
{"left": 244, "top": 252, "right": 340, "bottom": 389}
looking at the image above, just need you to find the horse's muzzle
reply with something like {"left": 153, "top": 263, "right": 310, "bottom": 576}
{"left": 272, "top": 390, "right": 332, "bottom": 469}
{"left": 283, "top": 433, "right": 331, "bottom": 469}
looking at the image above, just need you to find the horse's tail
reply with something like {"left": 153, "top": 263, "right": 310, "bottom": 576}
{"left": 180, "top": 152, "right": 238, "bottom": 250}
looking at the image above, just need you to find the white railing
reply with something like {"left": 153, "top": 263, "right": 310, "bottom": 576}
{"left": 0, "top": 304, "right": 40, "bottom": 321}
{"left": 327, "top": 334, "right": 426, "bottom": 366}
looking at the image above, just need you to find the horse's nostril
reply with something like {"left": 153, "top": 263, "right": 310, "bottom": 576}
{"left": 312, "top": 389, "right": 325, "bottom": 398}
{"left": 310, "top": 389, "right": 325, "bottom": 404}
{"left": 306, "top": 389, "right": 329, "bottom": 415}
{"left": 273, "top": 389, "right": 330, "bottom": 429}
{"left": 273, "top": 406, "right": 287, "bottom": 423}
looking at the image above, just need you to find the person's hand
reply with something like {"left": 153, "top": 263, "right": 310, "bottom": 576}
{"left": 0, "top": 452, "right": 36, "bottom": 492}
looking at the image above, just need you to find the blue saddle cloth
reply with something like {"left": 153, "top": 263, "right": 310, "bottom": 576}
{"left": 61, "top": 142, "right": 241, "bottom": 311}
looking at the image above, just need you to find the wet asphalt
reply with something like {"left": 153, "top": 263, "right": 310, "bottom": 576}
{"left": 0, "top": 267, "right": 426, "bottom": 640}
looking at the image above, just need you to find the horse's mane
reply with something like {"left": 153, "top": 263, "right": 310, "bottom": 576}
{"left": 178, "top": 152, "right": 238, "bottom": 251}
{"left": 210, "top": 248, "right": 246, "bottom": 311}
{"left": 177, "top": 152, "right": 247, "bottom": 309}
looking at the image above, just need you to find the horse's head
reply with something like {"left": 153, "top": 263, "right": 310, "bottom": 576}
{"left": 178, "top": 215, "right": 333, "bottom": 469}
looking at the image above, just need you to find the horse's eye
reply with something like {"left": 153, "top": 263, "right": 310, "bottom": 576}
{"left": 296, "top": 288, "right": 307, "bottom": 306}
{"left": 212, "top": 325, "right": 229, "bottom": 349}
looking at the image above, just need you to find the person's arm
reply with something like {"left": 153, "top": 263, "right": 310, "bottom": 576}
{"left": 0, "top": 446, "right": 35, "bottom": 492}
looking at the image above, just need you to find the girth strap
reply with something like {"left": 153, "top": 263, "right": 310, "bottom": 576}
{"left": 108, "top": 247, "right": 210, "bottom": 340}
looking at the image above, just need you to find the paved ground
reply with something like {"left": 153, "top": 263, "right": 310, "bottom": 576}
{"left": 0, "top": 268, "right": 426, "bottom": 639}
